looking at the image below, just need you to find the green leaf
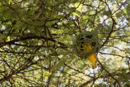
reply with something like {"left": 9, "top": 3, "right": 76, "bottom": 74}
{"left": 103, "top": 11, "right": 111, "bottom": 16}
{"left": 72, "top": 12, "right": 80, "bottom": 17}
{"left": 0, "top": 34, "right": 6, "bottom": 40}
{"left": 89, "top": 11, "right": 96, "bottom": 15}
{"left": 52, "top": 59, "right": 65, "bottom": 71}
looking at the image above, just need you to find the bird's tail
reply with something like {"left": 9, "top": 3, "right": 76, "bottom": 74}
{"left": 87, "top": 52, "right": 97, "bottom": 69}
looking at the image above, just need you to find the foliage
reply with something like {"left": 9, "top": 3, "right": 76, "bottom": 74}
{"left": 0, "top": 0, "right": 130, "bottom": 86}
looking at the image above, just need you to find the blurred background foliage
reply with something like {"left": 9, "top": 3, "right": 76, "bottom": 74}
{"left": 0, "top": 0, "right": 130, "bottom": 86}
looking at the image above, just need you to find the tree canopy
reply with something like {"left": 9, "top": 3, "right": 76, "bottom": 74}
{"left": 0, "top": 0, "right": 130, "bottom": 86}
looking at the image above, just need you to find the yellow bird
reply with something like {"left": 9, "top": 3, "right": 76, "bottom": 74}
{"left": 82, "top": 42, "right": 97, "bottom": 69}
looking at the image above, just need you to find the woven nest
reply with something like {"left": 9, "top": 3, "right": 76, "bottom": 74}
{"left": 73, "top": 32, "right": 100, "bottom": 58}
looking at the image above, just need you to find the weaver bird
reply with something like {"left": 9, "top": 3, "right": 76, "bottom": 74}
{"left": 82, "top": 42, "right": 97, "bottom": 69}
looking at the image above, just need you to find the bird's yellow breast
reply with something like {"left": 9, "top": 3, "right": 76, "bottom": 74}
{"left": 82, "top": 42, "right": 97, "bottom": 69}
